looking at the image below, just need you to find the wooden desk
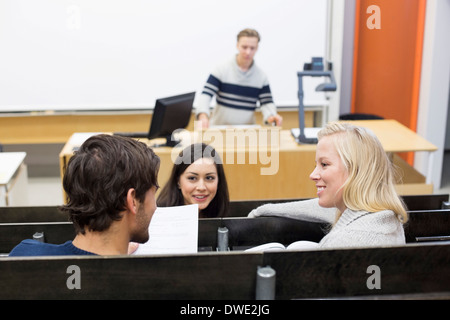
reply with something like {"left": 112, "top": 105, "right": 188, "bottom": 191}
{"left": 0, "top": 108, "right": 313, "bottom": 145}
{"left": 59, "top": 120, "right": 437, "bottom": 202}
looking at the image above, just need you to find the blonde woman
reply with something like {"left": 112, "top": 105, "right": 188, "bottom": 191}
{"left": 248, "top": 122, "right": 408, "bottom": 248}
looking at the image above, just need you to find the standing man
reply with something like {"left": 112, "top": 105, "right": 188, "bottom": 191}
{"left": 9, "top": 134, "right": 160, "bottom": 256}
{"left": 196, "top": 28, "right": 283, "bottom": 128}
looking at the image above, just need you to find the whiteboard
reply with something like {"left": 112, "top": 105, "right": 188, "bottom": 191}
{"left": 0, "top": 0, "right": 328, "bottom": 112}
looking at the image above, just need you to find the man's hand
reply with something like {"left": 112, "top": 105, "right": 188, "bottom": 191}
{"left": 197, "top": 113, "right": 210, "bottom": 129}
{"left": 266, "top": 114, "right": 283, "bottom": 127}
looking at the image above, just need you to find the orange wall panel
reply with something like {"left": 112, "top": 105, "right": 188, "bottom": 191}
{"left": 351, "top": 0, "right": 426, "bottom": 163}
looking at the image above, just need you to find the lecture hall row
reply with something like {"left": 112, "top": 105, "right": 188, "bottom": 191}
{"left": 1, "top": 110, "right": 449, "bottom": 300}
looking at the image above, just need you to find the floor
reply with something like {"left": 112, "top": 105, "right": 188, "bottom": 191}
{"left": 25, "top": 151, "right": 450, "bottom": 207}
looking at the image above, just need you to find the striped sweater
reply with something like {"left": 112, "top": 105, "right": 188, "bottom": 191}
{"left": 196, "top": 55, "right": 277, "bottom": 126}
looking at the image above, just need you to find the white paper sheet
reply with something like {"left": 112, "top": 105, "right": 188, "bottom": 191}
{"left": 68, "top": 132, "right": 103, "bottom": 146}
{"left": 133, "top": 204, "right": 198, "bottom": 255}
{"left": 290, "top": 127, "right": 322, "bottom": 140}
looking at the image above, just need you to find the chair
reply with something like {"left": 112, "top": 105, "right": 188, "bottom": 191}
{"left": 339, "top": 113, "right": 384, "bottom": 120}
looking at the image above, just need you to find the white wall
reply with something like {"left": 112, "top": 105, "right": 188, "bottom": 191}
{"left": 337, "top": 0, "right": 356, "bottom": 117}
{"left": 446, "top": 84, "right": 450, "bottom": 150}
{"left": 326, "top": 0, "right": 346, "bottom": 122}
{"left": 415, "top": 0, "right": 450, "bottom": 189}
{"left": 0, "top": 0, "right": 328, "bottom": 112}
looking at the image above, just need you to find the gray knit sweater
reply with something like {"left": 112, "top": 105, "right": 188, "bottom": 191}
{"left": 248, "top": 198, "right": 406, "bottom": 249}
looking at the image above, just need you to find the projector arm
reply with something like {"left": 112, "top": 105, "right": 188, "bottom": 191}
{"left": 297, "top": 70, "right": 337, "bottom": 144}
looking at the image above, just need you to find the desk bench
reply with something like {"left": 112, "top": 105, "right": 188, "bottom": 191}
{"left": 1, "top": 193, "right": 448, "bottom": 222}
{"left": 1, "top": 210, "right": 450, "bottom": 254}
{"left": 0, "top": 243, "right": 449, "bottom": 300}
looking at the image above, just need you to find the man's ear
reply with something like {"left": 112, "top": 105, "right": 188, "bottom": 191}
{"left": 126, "top": 188, "right": 137, "bottom": 215}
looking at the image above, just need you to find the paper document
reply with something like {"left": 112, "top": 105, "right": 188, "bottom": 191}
{"left": 68, "top": 132, "right": 103, "bottom": 146}
{"left": 244, "top": 240, "right": 319, "bottom": 252}
{"left": 209, "top": 124, "right": 261, "bottom": 130}
{"left": 290, "top": 127, "right": 322, "bottom": 140}
{"left": 133, "top": 204, "right": 198, "bottom": 255}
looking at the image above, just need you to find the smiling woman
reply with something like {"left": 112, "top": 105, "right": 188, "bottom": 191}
{"left": 157, "top": 143, "right": 230, "bottom": 218}
{"left": 248, "top": 122, "right": 408, "bottom": 249}
{"left": 310, "top": 132, "right": 349, "bottom": 213}
{"left": 178, "top": 157, "right": 218, "bottom": 212}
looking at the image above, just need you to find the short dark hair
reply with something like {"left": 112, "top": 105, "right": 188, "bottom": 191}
{"left": 157, "top": 143, "right": 229, "bottom": 218}
{"left": 59, "top": 134, "right": 160, "bottom": 234}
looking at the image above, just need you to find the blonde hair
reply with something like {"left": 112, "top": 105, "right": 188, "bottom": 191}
{"left": 318, "top": 122, "right": 408, "bottom": 223}
{"left": 237, "top": 28, "right": 260, "bottom": 42}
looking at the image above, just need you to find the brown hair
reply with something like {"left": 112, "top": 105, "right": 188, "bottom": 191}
{"left": 59, "top": 134, "right": 160, "bottom": 234}
{"left": 237, "top": 28, "right": 260, "bottom": 42}
{"left": 157, "top": 143, "right": 229, "bottom": 218}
